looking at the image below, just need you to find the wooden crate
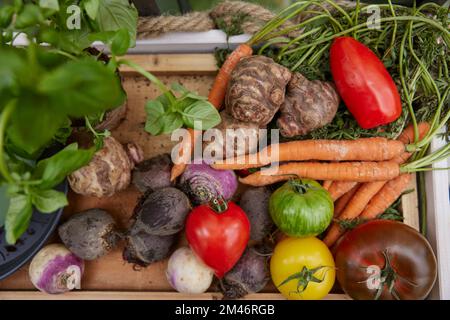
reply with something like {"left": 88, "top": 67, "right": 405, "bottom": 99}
{"left": 0, "top": 54, "right": 420, "bottom": 300}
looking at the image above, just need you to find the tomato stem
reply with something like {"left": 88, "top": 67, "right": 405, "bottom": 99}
{"left": 278, "top": 265, "right": 331, "bottom": 296}
{"left": 208, "top": 195, "right": 228, "bottom": 214}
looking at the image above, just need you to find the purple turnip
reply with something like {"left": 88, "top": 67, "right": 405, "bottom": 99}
{"left": 58, "top": 209, "right": 119, "bottom": 260}
{"left": 179, "top": 162, "right": 238, "bottom": 205}
{"left": 68, "top": 136, "right": 144, "bottom": 197}
{"left": 132, "top": 154, "right": 173, "bottom": 193}
{"left": 166, "top": 247, "right": 214, "bottom": 294}
{"left": 123, "top": 231, "right": 176, "bottom": 266}
{"left": 220, "top": 248, "right": 270, "bottom": 299}
{"left": 29, "top": 244, "right": 84, "bottom": 294}
{"left": 239, "top": 187, "right": 274, "bottom": 242}
{"left": 130, "top": 187, "right": 191, "bottom": 236}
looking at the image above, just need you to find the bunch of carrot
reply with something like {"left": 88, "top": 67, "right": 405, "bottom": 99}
{"left": 212, "top": 122, "right": 434, "bottom": 248}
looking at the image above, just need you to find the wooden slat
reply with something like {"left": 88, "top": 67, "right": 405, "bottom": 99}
{"left": 0, "top": 54, "right": 422, "bottom": 300}
{"left": 120, "top": 54, "right": 218, "bottom": 74}
{"left": 0, "top": 291, "right": 350, "bottom": 300}
{"left": 401, "top": 174, "right": 420, "bottom": 231}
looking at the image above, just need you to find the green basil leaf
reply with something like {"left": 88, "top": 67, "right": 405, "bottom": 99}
{"left": 39, "top": 0, "right": 59, "bottom": 11}
{"left": 110, "top": 28, "right": 130, "bottom": 56}
{"left": 0, "top": 185, "right": 10, "bottom": 227}
{"left": 171, "top": 82, "right": 189, "bottom": 93}
{"left": 33, "top": 143, "right": 95, "bottom": 189}
{"left": 15, "top": 4, "right": 44, "bottom": 29}
{"left": 5, "top": 194, "right": 33, "bottom": 244}
{"left": 96, "top": 0, "right": 138, "bottom": 47}
{"left": 7, "top": 95, "right": 67, "bottom": 155}
{"left": 31, "top": 189, "right": 68, "bottom": 213}
{"left": 0, "top": 5, "right": 15, "bottom": 28}
{"left": 82, "top": 0, "right": 100, "bottom": 20}
{"left": 160, "top": 112, "right": 183, "bottom": 135}
{"left": 144, "top": 100, "right": 165, "bottom": 135}
{"left": 182, "top": 100, "right": 222, "bottom": 130}
{"left": 38, "top": 58, "right": 126, "bottom": 117}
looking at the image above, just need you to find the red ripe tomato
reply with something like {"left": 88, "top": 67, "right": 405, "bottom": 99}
{"left": 330, "top": 36, "right": 402, "bottom": 129}
{"left": 185, "top": 200, "right": 250, "bottom": 278}
{"left": 335, "top": 220, "right": 437, "bottom": 300}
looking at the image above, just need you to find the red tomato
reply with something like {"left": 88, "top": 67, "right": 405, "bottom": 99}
{"left": 185, "top": 201, "right": 250, "bottom": 278}
{"left": 335, "top": 220, "right": 437, "bottom": 300}
{"left": 330, "top": 36, "right": 402, "bottom": 129}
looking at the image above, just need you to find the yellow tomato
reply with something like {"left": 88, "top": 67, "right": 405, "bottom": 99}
{"left": 270, "top": 237, "right": 335, "bottom": 300}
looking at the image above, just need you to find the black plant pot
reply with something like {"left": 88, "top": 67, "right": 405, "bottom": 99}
{"left": 0, "top": 147, "right": 68, "bottom": 280}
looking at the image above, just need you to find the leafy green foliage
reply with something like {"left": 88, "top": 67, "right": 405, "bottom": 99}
{"left": 145, "top": 83, "right": 221, "bottom": 136}
{"left": 0, "top": 0, "right": 137, "bottom": 243}
{"left": 257, "top": 2, "right": 449, "bottom": 141}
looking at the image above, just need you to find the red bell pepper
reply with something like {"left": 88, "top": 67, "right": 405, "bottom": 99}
{"left": 330, "top": 36, "right": 402, "bottom": 129}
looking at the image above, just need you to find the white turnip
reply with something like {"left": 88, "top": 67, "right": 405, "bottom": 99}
{"left": 166, "top": 247, "right": 214, "bottom": 294}
{"left": 179, "top": 162, "right": 238, "bottom": 205}
{"left": 29, "top": 244, "right": 84, "bottom": 294}
{"left": 58, "top": 209, "right": 119, "bottom": 260}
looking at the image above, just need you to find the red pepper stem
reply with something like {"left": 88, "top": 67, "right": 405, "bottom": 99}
{"left": 209, "top": 195, "right": 228, "bottom": 214}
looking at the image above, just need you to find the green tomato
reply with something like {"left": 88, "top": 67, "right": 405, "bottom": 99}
{"left": 269, "top": 179, "right": 333, "bottom": 237}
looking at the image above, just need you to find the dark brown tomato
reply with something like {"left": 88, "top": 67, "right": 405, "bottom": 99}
{"left": 335, "top": 220, "right": 437, "bottom": 300}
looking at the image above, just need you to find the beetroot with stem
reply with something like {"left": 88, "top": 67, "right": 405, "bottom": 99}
{"left": 29, "top": 244, "right": 85, "bottom": 294}
{"left": 58, "top": 209, "right": 119, "bottom": 260}
{"left": 239, "top": 187, "right": 273, "bottom": 243}
{"left": 123, "top": 231, "right": 176, "bottom": 266}
{"left": 132, "top": 154, "right": 173, "bottom": 193}
{"left": 131, "top": 187, "right": 191, "bottom": 236}
{"left": 220, "top": 247, "right": 270, "bottom": 299}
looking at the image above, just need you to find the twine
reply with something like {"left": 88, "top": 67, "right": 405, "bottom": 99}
{"left": 137, "top": 0, "right": 358, "bottom": 39}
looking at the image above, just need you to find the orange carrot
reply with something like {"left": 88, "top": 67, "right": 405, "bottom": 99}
{"left": 323, "top": 123, "right": 429, "bottom": 247}
{"left": 239, "top": 161, "right": 400, "bottom": 186}
{"left": 212, "top": 137, "right": 405, "bottom": 170}
{"left": 324, "top": 180, "right": 387, "bottom": 247}
{"left": 322, "top": 180, "right": 332, "bottom": 190}
{"left": 207, "top": 44, "right": 253, "bottom": 108}
{"left": 170, "top": 44, "right": 253, "bottom": 181}
{"left": 359, "top": 174, "right": 413, "bottom": 219}
{"left": 328, "top": 181, "right": 358, "bottom": 201}
{"left": 333, "top": 184, "right": 360, "bottom": 217}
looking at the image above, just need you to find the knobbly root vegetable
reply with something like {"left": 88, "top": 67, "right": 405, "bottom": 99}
{"left": 203, "top": 111, "right": 261, "bottom": 159}
{"left": 239, "top": 161, "right": 401, "bottom": 186}
{"left": 170, "top": 43, "right": 253, "bottom": 181}
{"left": 123, "top": 231, "right": 176, "bottom": 267}
{"left": 212, "top": 138, "right": 405, "bottom": 170}
{"left": 239, "top": 187, "right": 273, "bottom": 243}
{"left": 179, "top": 162, "right": 237, "bottom": 205}
{"left": 226, "top": 55, "right": 291, "bottom": 126}
{"left": 29, "top": 244, "right": 84, "bottom": 294}
{"left": 69, "top": 136, "right": 144, "bottom": 197}
{"left": 58, "top": 209, "right": 119, "bottom": 260}
{"left": 130, "top": 187, "right": 191, "bottom": 236}
{"left": 220, "top": 248, "right": 270, "bottom": 300}
{"left": 277, "top": 73, "right": 339, "bottom": 137}
{"left": 166, "top": 247, "right": 214, "bottom": 294}
{"left": 132, "top": 154, "right": 173, "bottom": 193}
